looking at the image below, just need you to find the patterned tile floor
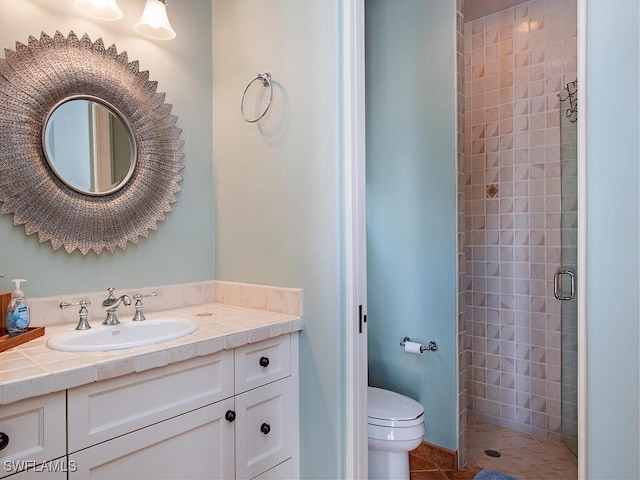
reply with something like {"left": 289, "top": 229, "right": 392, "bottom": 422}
{"left": 409, "top": 417, "right": 578, "bottom": 480}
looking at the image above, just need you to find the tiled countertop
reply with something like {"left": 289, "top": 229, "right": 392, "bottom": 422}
{"left": 0, "top": 302, "right": 303, "bottom": 405}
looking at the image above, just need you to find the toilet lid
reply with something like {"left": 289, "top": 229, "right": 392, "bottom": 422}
{"left": 368, "top": 387, "right": 425, "bottom": 428}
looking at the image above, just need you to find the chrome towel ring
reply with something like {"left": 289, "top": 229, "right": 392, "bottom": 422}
{"left": 241, "top": 72, "right": 273, "bottom": 123}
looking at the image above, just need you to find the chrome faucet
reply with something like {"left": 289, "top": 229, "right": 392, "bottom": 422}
{"left": 102, "top": 288, "right": 131, "bottom": 326}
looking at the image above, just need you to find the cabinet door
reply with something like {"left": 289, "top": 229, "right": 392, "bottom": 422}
{"left": 235, "top": 378, "right": 293, "bottom": 480}
{"left": 70, "top": 397, "right": 235, "bottom": 479}
{"left": 0, "top": 392, "right": 66, "bottom": 479}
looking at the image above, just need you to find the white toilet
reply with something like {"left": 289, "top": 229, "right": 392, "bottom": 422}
{"left": 368, "top": 386, "right": 426, "bottom": 480}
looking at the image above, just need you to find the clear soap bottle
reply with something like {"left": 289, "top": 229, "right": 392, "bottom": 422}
{"left": 5, "top": 279, "right": 30, "bottom": 337}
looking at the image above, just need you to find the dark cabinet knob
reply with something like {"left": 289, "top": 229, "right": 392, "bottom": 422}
{"left": 259, "top": 356, "right": 270, "bottom": 368}
{"left": 260, "top": 422, "right": 271, "bottom": 435}
{"left": 0, "top": 432, "right": 9, "bottom": 450}
{"left": 225, "top": 410, "right": 236, "bottom": 422}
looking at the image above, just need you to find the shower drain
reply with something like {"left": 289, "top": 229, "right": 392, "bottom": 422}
{"left": 484, "top": 449, "right": 502, "bottom": 458}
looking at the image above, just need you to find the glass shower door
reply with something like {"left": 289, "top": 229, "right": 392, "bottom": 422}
{"left": 557, "top": 81, "right": 578, "bottom": 456}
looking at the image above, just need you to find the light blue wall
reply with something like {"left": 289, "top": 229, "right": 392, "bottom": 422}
{"left": 365, "top": 0, "right": 458, "bottom": 450}
{"left": 0, "top": 0, "right": 214, "bottom": 298}
{"left": 586, "top": 0, "right": 640, "bottom": 477}
{"left": 212, "top": 2, "right": 345, "bottom": 478}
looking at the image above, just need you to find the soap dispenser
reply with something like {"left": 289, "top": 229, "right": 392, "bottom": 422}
{"left": 5, "top": 279, "right": 30, "bottom": 337}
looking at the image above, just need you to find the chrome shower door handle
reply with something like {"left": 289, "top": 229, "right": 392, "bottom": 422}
{"left": 554, "top": 269, "right": 575, "bottom": 300}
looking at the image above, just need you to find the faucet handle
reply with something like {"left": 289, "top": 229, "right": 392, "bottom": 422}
{"left": 60, "top": 300, "right": 92, "bottom": 330}
{"left": 133, "top": 291, "right": 158, "bottom": 301}
{"left": 132, "top": 292, "right": 158, "bottom": 322}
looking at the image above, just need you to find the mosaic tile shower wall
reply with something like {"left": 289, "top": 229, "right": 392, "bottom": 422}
{"left": 463, "top": 0, "right": 577, "bottom": 440}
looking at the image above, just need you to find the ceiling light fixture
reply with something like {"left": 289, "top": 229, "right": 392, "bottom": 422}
{"left": 74, "top": 0, "right": 124, "bottom": 21}
{"left": 134, "top": 0, "right": 177, "bottom": 41}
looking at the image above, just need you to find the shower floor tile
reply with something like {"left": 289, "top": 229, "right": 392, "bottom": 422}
{"left": 465, "top": 417, "right": 578, "bottom": 480}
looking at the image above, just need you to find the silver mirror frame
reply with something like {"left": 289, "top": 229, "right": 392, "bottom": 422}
{"left": 0, "top": 31, "right": 184, "bottom": 255}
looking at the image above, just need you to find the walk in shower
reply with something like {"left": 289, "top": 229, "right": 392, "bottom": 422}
{"left": 462, "top": 0, "right": 579, "bottom": 467}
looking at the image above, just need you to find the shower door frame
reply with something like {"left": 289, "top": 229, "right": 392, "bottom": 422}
{"left": 576, "top": 0, "right": 587, "bottom": 477}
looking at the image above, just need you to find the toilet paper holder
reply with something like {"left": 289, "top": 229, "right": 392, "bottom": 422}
{"left": 400, "top": 336, "right": 438, "bottom": 353}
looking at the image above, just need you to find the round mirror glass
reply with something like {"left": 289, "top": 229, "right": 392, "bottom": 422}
{"left": 43, "top": 97, "right": 136, "bottom": 196}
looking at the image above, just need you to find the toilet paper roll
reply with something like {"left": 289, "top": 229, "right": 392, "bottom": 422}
{"left": 404, "top": 341, "right": 423, "bottom": 355}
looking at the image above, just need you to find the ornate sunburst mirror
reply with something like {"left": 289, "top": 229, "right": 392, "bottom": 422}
{"left": 0, "top": 31, "right": 184, "bottom": 255}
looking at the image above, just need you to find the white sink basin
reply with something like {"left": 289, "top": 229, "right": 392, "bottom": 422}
{"left": 47, "top": 316, "right": 199, "bottom": 352}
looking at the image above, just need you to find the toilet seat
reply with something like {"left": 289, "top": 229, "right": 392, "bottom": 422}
{"left": 367, "top": 387, "right": 425, "bottom": 428}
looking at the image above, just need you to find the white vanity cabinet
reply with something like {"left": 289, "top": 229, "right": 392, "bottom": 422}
{"left": 0, "top": 392, "right": 67, "bottom": 479}
{"left": 67, "top": 333, "right": 298, "bottom": 480}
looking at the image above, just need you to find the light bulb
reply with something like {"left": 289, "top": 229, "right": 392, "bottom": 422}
{"left": 134, "top": 0, "right": 177, "bottom": 40}
{"left": 74, "top": 0, "right": 124, "bottom": 21}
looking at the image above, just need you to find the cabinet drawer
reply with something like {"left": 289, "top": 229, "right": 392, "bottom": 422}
{"left": 68, "top": 350, "right": 233, "bottom": 452}
{"left": 235, "top": 377, "right": 293, "bottom": 480}
{"left": 0, "top": 392, "right": 66, "bottom": 478}
{"left": 235, "top": 335, "right": 290, "bottom": 393}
